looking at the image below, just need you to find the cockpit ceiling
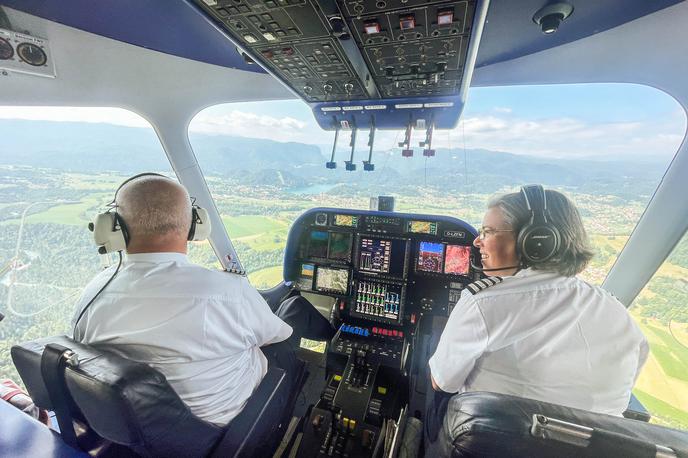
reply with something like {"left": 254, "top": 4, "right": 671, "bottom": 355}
{"left": 2, "top": 0, "right": 682, "bottom": 74}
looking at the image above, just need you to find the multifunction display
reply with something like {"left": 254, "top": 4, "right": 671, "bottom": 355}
{"left": 316, "top": 267, "right": 350, "bottom": 294}
{"left": 358, "top": 237, "right": 408, "bottom": 278}
{"left": 285, "top": 208, "right": 477, "bottom": 321}
{"left": 416, "top": 241, "right": 471, "bottom": 276}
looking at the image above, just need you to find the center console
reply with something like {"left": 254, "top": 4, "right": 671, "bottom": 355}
{"left": 283, "top": 208, "right": 477, "bottom": 456}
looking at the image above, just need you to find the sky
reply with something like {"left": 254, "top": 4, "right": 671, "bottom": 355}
{"left": 0, "top": 83, "right": 685, "bottom": 162}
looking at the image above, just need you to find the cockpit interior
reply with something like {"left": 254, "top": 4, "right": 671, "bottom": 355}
{"left": 1, "top": 0, "right": 688, "bottom": 457}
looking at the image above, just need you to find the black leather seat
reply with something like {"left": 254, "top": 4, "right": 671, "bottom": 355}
{"left": 427, "top": 392, "right": 688, "bottom": 458}
{"left": 12, "top": 335, "right": 303, "bottom": 458}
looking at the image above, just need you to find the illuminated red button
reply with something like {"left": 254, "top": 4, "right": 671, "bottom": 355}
{"left": 392, "top": 330, "right": 398, "bottom": 337}
{"left": 261, "top": 50, "right": 274, "bottom": 59}
{"left": 438, "top": 9, "right": 453, "bottom": 26}
{"left": 364, "top": 21, "right": 381, "bottom": 34}
{"left": 399, "top": 15, "right": 415, "bottom": 30}
{"left": 281, "top": 47, "right": 294, "bottom": 55}
{"left": 382, "top": 329, "right": 389, "bottom": 336}
{"left": 399, "top": 331, "right": 404, "bottom": 338}
{"left": 373, "top": 327, "right": 379, "bottom": 334}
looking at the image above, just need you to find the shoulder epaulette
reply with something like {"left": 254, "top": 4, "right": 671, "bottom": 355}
{"left": 466, "top": 276, "right": 503, "bottom": 295}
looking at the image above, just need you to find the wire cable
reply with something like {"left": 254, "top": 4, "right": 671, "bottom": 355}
{"left": 72, "top": 251, "right": 123, "bottom": 339}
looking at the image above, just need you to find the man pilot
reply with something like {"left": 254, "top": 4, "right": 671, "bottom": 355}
{"left": 73, "top": 174, "right": 333, "bottom": 426}
{"left": 429, "top": 186, "right": 648, "bottom": 417}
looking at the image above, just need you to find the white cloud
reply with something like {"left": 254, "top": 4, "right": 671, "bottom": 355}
{"left": 431, "top": 113, "right": 686, "bottom": 160}
{"left": 190, "top": 110, "right": 312, "bottom": 143}
{"left": 493, "top": 107, "right": 513, "bottom": 113}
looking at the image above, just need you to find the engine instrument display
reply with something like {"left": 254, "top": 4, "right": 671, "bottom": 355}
{"left": 316, "top": 267, "right": 350, "bottom": 294}
{"left": 353, "top": 280, "right": 403, "bottom": 323}
{"left": 417, "top": 242, "right": 444, "bottom": 273}
{"left": 359, "top": 237, "right": 392, "bottom": 273}
{"left": 444, "top": 244, "right": 471, "bottom": 275}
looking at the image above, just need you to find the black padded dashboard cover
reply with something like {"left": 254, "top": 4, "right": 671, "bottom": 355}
{"left": 429, "top": 392, "right": 688, "bottom": 458}
{"left": 12, "top": 335, "right": 222, "bottom": 457}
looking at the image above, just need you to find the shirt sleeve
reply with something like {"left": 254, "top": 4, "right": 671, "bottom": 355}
{"left": 239, "top": 277, "right": 293, "bottom": 347}
{"left": 428, "top": 293, "right": 489, "bottom": 393}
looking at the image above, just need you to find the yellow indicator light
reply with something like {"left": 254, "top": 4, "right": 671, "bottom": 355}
{"left": 377, "top": 386, "right": 387, "bottom": 395}
{"left": 343, "top": 418, "right": 350, "bottom": 429}
{"left": 349, "top": 419, "right": 356, "bottom": 431}
{"left": 333, "top": 374, "right": 342, "bottom": 382}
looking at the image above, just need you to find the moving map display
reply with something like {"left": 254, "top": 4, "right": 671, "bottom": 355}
{"left": 315, "top": 267, "right": 349, "bottom": 294}
{"left": 328, "top": 232, "right": 353, "bottom": 261}
{"left": 334, "top": 214, "right": 358, "bottom": 227}
{"left": 444, "top": 245, "right": 471, "bottom": 275}
{"left": 417, "top": 241, "right": 444, "bottom": 273}
{"left": 407, "top": 220, "right": 438, "bottom": 235}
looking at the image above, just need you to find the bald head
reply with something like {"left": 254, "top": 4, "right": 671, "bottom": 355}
{"left": 116, "top": 176, "right": 192, "bottom": 253}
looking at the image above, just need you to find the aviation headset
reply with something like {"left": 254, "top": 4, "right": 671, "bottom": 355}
{"left": 516, "top": 184, "right": 561, "bottom": 264}
{"left": 90, "top": 172, "right": 212, "bottom": 254}
{"left": 75, "top": 173, "right": 212, "bottom": 338}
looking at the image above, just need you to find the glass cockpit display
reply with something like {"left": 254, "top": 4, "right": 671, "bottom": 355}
{"left": 308, "top": 231, "right": 329, "bottom": 258}
{"left": 358, "top": 237, "right": 407, "bottom": 277}
{"left": 315, "top": 267, "right": 349, "bottom": 294}
{"left": 334, "top": 214, "right": 358, "bottom": 227}
{"left": 417, "top": 241, "right": 444, "bottom": 273}
{"left": 328, "top": 232, "right": 353, "bottom": 262}
{"left": 444, "top": 245, "right": 471, "bottom": 275}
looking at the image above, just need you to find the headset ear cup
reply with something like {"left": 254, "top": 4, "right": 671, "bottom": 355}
{"left": 92, "top": 212, "right": 127, "bottom": 253}
{"left": 519, "top": 224, "right": 560, "bottom": 263}
{"left": 188, "top": 207, "right": 211, "bottom": 241}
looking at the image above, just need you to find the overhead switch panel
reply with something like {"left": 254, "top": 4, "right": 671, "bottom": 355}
{"left": 193, "top": 0, "right": 477, "bottom": 103}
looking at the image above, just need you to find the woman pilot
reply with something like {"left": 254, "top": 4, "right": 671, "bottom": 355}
{"left": 429, "top": 185, "right": 648, "bottom": 416}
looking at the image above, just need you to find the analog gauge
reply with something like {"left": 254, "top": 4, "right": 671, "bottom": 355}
{"left": 17, "top": 42, "right": 47, "bottom": 66}
{"left": 0, "top": 37, "right": 13, "bottom": 60}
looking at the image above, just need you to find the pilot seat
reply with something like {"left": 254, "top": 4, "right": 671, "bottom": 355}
{"left": 426, "top": 391, "right": 688, "bottom": 458}
{"left": 11, "top": 335, "right": 306, "bottom": 457}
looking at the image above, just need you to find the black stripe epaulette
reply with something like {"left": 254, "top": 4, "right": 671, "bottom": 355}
{"left": 465, "top": 276, "right": 503, "bottom": 295}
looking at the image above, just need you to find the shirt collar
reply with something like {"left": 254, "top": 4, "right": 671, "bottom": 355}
{"left": 124, "top": 252, "right": 190, "bottom": 265}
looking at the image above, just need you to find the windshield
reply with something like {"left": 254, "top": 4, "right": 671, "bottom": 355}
{"left": 188, "top": 83, "right": 686, "bottom": 427}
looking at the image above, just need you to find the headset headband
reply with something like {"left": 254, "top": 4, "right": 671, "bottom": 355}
{"left": 91, "top": 172, "right": 211, "bottom": 253}
{"left": 517, "top": 184, "right": 560, "bottom": 264}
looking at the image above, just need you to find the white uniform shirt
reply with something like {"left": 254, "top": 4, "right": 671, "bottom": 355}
{"left": 429, "top": 268, "right": 648, "bottom": 415}
{"left": 73, "top": 252, "right": 292, "bottom": 426}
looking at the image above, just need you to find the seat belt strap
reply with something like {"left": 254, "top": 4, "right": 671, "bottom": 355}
{"left": 40, "top": 343, "right": 80, "bottom": 449}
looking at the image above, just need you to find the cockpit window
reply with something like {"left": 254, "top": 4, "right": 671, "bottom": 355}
{"left": 0, "top": 106, "right": 221, "bottom": 384}
{"left": 189, "top": 85, "right": 684, "bottom": 290}
{"left": 630, "top": 231, "right": 688, "bottom": 430}
{"left": 189, "top": 86, "right": 686, "bottom": 427}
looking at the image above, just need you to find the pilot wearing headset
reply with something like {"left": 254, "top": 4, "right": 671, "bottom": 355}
{"left": 429, "top": 185, "right": 648, "bottom": 417}
{"left": 72, "top": 173, "right": 334, "bottom": 426}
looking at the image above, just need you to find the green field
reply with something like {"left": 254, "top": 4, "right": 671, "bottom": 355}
{"left": 635, "top": 389, "right": 688, "bottom": 430}
{"left": 248, "top": 265, "right": 283, "bottom": 289}
{"left": 222, "top": 215, "right": 288, "bottom": 239}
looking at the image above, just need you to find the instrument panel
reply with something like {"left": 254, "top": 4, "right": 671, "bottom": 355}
{"left": 283, "top": 207, "right": 478, "bottom": 325}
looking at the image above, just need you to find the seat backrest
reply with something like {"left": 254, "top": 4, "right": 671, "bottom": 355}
{"left": 428, "top": 392, "right": 688, "bottom": 458}
{"left": 12, "top": 335, "right": 224, "bottom": 457}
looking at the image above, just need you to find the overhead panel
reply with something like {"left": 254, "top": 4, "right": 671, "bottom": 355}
{"left": 192, "top": 0, "right": 481, "bottom": 129}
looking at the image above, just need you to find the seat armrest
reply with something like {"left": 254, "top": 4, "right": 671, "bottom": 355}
{"left": 210, "top": 367, "right": 289, "bottom": 458}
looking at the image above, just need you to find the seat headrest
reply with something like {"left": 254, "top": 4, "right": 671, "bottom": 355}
{"left": 12, "top": 335, "right": 222, "bottom": 457}
{"left": 430, "top": 392, "right": 688, "bottom": 458}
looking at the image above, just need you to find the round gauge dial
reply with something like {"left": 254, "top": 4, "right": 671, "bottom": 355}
{"left": 17, "top": 42, "right": 47, "bottom": 66}
{"left": 0, "top": 37, "right": 13, "bottom": 60}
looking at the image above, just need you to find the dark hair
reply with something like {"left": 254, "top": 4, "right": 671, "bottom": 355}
{"left": 488, "top": 188, "right": 594, "bottom": 276}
